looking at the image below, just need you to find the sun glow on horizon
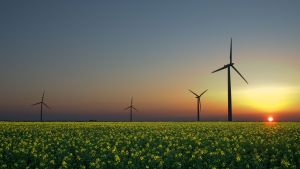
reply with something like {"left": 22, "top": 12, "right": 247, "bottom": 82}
{"left": 236, "top": 86, "right": 296, "bottom": 113}
{"left": 268, "top": 116, "right": 274, "bottom": 122}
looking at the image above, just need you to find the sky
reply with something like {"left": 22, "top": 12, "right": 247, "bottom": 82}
{"left": 0, "top": 0, "right": 299, "bottom": 121}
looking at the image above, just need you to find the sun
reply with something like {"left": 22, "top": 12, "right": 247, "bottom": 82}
{"left": 268, "top": 116, "right": 274, "bottom": 122}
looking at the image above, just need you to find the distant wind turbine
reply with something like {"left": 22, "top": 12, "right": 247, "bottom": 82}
{"left": 212, "top": 38, "right": 248, "bottom": 121}
{"left": 32, "top": 90, "right": 51, "bottom": 122}
{"left": 189, "top": 89, "right": 208, "bottom": 121}
{"left": 124, "top": 96, "right": 137, "bottom": 122}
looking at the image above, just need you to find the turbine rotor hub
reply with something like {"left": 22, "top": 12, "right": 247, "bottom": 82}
{"left": 225, "top": 63, "right": 234, "bottom": 67}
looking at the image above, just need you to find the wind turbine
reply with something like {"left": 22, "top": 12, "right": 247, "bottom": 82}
{"left": 32, "top": 90, "right": 51, "bottom": 122}
{"left": 212, "top": 38, "right": 248, "bottom": 121}
{"left": 189, "top": 89, "right": 208, "bottom": 121}
{"left": 124, "top": 96, "right": 137, "bottom": 122}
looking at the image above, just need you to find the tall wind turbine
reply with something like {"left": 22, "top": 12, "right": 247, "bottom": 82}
{"left": 124, "top": 96, "right": 137, "bottom": 122}
{"left": 189, "top": 89, "right": 208, "bottom": 121}
{"left": 212, "top": 38, "right": 248, "bottom": 121}
{"left": 32, "top": 90, "right": 51, "bottom": 122}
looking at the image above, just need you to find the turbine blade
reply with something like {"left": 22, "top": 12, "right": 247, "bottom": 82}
{"left": 230, "top": 38, "right": 232, "bottom": 63}
{"left": 124, "top": 106, "right": 131, "bottom": 110}
{"left": 212, "top": 65, "right": 228, "bottom": 73}
{"left": 132, "top": 106, "right": 138, "bottom": 111}
{"left": 200, "top": 89, "right": 208, "bottom": 97}
{"left": 232, "top": 65, "right": 248, "bottom": 84}
{"left": 32, "top": 102, "right": 41, "bottom": 106}
{"left": 188, "top": 89, "right": 199, "bottom": 97}
{"left": 43, "top": 103, "right": 51, "bottom": 109}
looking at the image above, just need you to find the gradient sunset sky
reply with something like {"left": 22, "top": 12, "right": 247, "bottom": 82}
{"left": 1, "top": 0, "right": 299, "bottom": 121}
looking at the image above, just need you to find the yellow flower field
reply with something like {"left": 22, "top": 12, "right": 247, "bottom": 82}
{"left": 0, "top": 122, "right": 299, "bottom": 169}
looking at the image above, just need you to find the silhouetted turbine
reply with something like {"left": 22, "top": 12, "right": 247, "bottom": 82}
{"left": 212, "top": 38, "right": 248, "bottom": 121}
{"left": 32, "top": 90, "right": 51, "bottom": 122}
{"left": 189, "top": 89, "right": 208, "bottom": 121}
{"left": 124, "top": 96, "right": 137, "bottom": 122}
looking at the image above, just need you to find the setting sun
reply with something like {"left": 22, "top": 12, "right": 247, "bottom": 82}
{"left": 268, "top": 116, "right": 274, "bottom": 122}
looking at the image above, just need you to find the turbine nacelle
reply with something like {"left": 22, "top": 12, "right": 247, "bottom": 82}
{"left": 225, "top": 63, "right": 234, "bottom": 67}
{"left": 212, "top": 63, "right": 247, "bottom": 84}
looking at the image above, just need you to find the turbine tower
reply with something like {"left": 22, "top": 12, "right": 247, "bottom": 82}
{"left": 189, "top": 89, "right": 208, "bottom": 121}
{"left": 124, "top": 96, "right": 137, "bottom": 122}
{"left": 212, "top": 38, "right": 248, "bottom": 121}
{"left": 32, "top": 90, "right": 51, "bottom": 122}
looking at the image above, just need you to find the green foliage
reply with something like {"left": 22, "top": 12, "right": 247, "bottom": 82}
{"left": 0, "top": 122, "right": 299, "bottom": 168}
